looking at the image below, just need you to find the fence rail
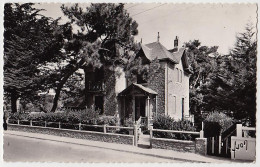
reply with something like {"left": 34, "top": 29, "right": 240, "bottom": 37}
{"left": 8, "top": 119, "right": 134, "bottom": 133}
{"left": 152, "top": 128, "right": 200, "bottom": 135}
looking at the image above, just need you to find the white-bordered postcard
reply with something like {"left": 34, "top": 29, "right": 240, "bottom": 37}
{"left": 1, "top": 0, "right": 259, "bottom": 166}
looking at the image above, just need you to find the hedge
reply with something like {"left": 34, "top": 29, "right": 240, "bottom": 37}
{"left": 204, "top": 111, "right": 234, "bottom": 137}
{"left": 153, "top": 114, "right": 197, "bottom": 140}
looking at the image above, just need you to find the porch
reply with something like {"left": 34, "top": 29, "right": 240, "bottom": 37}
{"left": 118, "top": 83, "right": 158, "bottom": 128}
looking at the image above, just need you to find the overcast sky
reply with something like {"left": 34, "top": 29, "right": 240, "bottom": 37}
{"left": 35, "top": 3, "right": 257, "bottom": 54}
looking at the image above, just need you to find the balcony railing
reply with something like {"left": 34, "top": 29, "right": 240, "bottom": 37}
{"left": 86, "top": 81, "right": 105, "bottom": 92}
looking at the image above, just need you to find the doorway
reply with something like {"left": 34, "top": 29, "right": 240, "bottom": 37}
{"left": 135, "top": 96, "right": 146, "bottom": 121}
{"left": 95, "top": 96, "right": 104, "bottom": 114}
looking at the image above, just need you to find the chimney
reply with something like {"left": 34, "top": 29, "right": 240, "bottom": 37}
{"left": 174, "top": 36, "right": 179, "bottom": 50}
{"left": 157, "top": 32, "right": 160, "bottom": 42}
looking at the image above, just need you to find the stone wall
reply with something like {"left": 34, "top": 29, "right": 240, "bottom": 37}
{"left": 8, "top": 124, "right": 134, "bottom": 145}
{"left": 195, "top": 138, "right": 207, "bottom": 155}
{"left": 151, "top": 137, "right": 196, "bottom": 153}
{"left": 151, "top": 137, "right": 207, "bottom": 154}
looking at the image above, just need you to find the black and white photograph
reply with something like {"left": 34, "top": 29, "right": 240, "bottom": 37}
{"left": 1, "top": 0, "right": 258, "bottom": 164}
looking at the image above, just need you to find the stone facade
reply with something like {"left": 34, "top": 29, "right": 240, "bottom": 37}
{"left": 8, "top": 124, "right": 134, "bottom": 145}
{"left": 151, "top": 137, "right": 196, "bottom": 153}
{"left": 151, "top": 137, "right": 207, "bottom": 154}
{"left": 195, "top": 138, "right": 207, "bottom": 155}
{"left": 103, "top": 68, "right": 117, "bottom": 116}
{"left": 147, "top": 66, "right": 165, "bottom": 116}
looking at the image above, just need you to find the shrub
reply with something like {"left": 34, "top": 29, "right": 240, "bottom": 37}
{"left": 153, "top": 114, "right": 196, "bottom": 140}
{"left": 123, "top": 115, "right": 134, "bottom": 127}
{"left": 204, "top": 111, "right": 234, "bottom": 137}
{"left": 97, "top": 115, "right": 119, "bottom": 126}
{"left": 9, "top": 112, "right": 29, "bottom": 120}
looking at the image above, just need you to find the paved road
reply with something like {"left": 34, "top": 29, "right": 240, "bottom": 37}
{"left": 4, "top": 133, "right": 181, "bottom": 162}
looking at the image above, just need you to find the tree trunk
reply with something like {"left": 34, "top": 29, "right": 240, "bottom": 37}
{"left": 50, "top": 59, "right": 85, "bottom": 112}
{"left": 11, "top": 91, "right": 18, "bottom": 113}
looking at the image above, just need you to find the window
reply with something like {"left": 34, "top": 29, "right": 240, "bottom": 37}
{"left": 176, "top": 68, "right": 182, "bottom": 83}
{"left": 169, "top": 95, "right": 176, "bottom": 115}
{"left": 179, "top": 69, "right": 182, "bottom": 83}
{"left": 181, "top": 98, "right": 184, "bottom": 120}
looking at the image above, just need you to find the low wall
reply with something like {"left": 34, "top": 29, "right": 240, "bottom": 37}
{"left": 151, "top": 137, "right": 207, "bottom": 155}
{"left": 8, "top": 124, "right": 134, "bottom": 145}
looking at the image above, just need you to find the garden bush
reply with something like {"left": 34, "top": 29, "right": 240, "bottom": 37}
{"left": 96, "top": 115, "right": 119, "bottom": 126}
{"left": 9, "top": 112, "right": 29, "bottom": 120}
{"left": 153, "top": 114, "right": 196, "bottom": 140}
{"left": 204, "top": 111, "right": 234, "bottom": 137}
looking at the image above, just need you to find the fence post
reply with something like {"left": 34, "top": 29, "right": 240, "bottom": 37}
{"left": 134, "top": 124, "right": 138, "bottom": 146}
{"left": 103, "top": 124, "right": 107, "bottom": 133}
{"left": 236, "top": 124, "right": 242, "bottom": 137}
{"left": 79, "top": 122, "right": 81, "bottom": 131}
{"left": 219, "top": 135, "right": 222, "bottom": 155}
{"left": 199, "top": 122, "right": 204, "bottom": 138}
{"left": 45, "top": 121, "right": 47, "bottom": 127}
{"left": 30, "top": 120, "right": 32, "bottom": 126}
{"left": 212, "top": 137, "right": 215, "bottom": 154}
{"left": 149, "top": 125, "right": 153, "bottom": 148}
{"left": 59, "top": 122, "right": 61, "bottom": 129}
{"left": 18, "top": 119, "right": 20, "bottom": 125}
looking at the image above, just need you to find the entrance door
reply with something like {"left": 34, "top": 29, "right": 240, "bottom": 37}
{"left": 95, "top": 96, "right": 104, "bottom": 114}
{"left": 135, "top": 96, "right": 146, "bottom": 121}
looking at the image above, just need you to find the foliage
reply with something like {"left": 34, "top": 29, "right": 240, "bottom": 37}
{"left": 9, "top": 112, "right": 29, "bottom": 120}
{"left": 202, "top": 23, "right": 257, "bottom": 126}
{"left": 184, "top": 40, "right": 219, "bottom": 124}
{"left": 153, "top": 114, "right": 196, "bottom": 140}
{"left": 4, "top": 3, "right": 70, "bottom": 113}
{"left": 204, "top": 111, "right": 234, "bottom": 137}
{"left": 9, "top": 108, "right": 100, "bottom": 124}
{"left": 123, "top": 115, "right": 134, "bottom": 127}
{"left": 96, "top": 115, "right": 119, "bottom": 126}
{"left": 49, "top": 3, "right": 139, "bottom": 112}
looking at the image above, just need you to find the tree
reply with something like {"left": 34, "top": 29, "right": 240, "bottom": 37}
{"left": 4, "top": 3, "right": 70, "bottom": 113}
{"left": 184, "top": 40, "right": 219, "bottom": 122}
{"left": 49, "top": 3, "right": 139, "bottom": 112}
{"left": 203, "top": 23, "right": 257, "bottom": 126}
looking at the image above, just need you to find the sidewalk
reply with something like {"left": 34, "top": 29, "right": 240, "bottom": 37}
{"left": 4, "top": 130, "right": 244, "bottom": 163}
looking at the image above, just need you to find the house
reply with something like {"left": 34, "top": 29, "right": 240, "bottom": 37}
{"left": 67, "top": 35, "right": 193, "bottom": 126}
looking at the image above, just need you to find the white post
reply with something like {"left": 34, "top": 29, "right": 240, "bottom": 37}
{"left": 200, "top": 130, "right": 204, "bottom": 138}
{"left": 18, "top": 119, "right": 20, "bottom": 125}
{"left": 134, "top": 124, "right": 138, "bottom": 146}
{"left": 45, "top": 121, "right": 47, "bottom": 127}
{"left": 219, "top": 135, "right": 222, "bottom": 154}
{"left": 147, "top": 96, "right": 150, "bottom": 127}
{"left": 103, "top": 124, "right": 107, "bottom": 133}
{"left": 59, "top": 122, "right": 61, "bottom": 129}
{"left": 149, "top": 125, "right": 153, "bottom": 148}
{"left": 200, "top": 122, "right": 204, "bottom": 138}
{"left": 79, "top": 122, "right": 81, "bottom": 131}
{"left": 212, "top": 137, "right": 215, "bottom": 154}
{"left": 30, "top": 120, "right": 32, "bottom": 126}
{"left": 236, "top": 124, "right": 242, "bottom": 137}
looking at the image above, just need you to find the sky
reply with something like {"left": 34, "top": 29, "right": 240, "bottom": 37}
{"left": 35, "top": 3, "right": 257, "bottom": 55}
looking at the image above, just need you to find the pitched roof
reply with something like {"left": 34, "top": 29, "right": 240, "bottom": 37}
{"left": 140, "top": 42, "right": 186, "bottom": 64}
{"left": 118, "top": 83, "right": 157, "bottom": 96}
